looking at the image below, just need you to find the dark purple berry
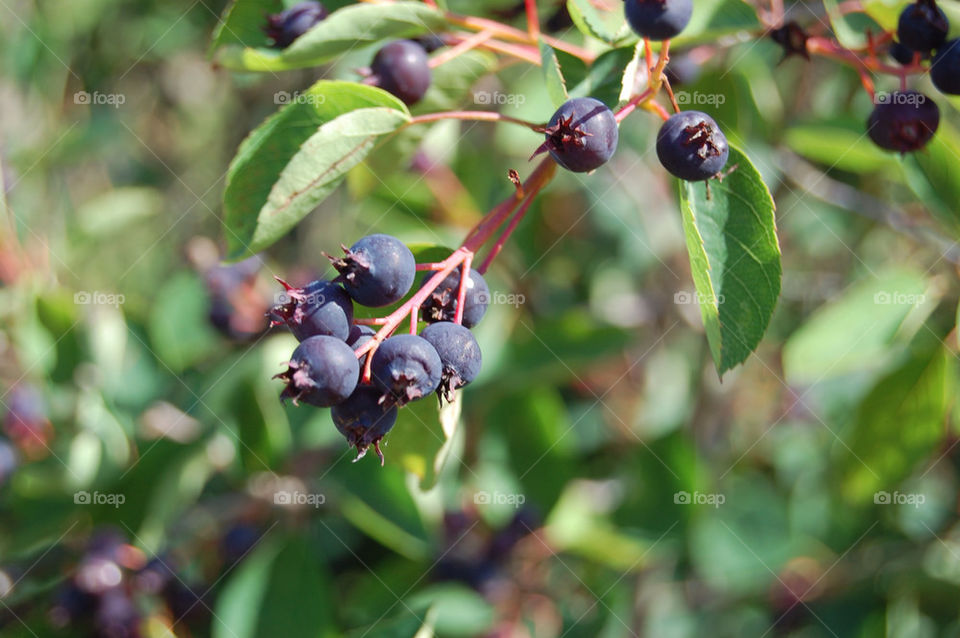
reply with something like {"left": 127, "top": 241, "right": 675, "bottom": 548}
{"left": 348, "top": 324, "right": 377, "bottom": 370}
{"left": 205, "top": 256, "right": 266, "bottom": 340}
{"left": 328, "top": 234, "right": 416, "bottom": 307}
{"left": 889, "top": 41, "right": 917, "bottom": 65}
{"left": 371, "top": 334, "right": 442, "bottom": 407}
{"left": 419, "top": 267, "right": 489, "bottom": 328}
{"left": 656, "top": 111, "right": 729, "bottom": 181}
{"left": 419, "top": 322, "right": 482, "bottom": 403}
{"left": 867, "top": 90, "right": 939, "bottom": 152}
{"left": 897, "top": 0, "right": 948, "bottom": 54}
{"left": 932, "top": 39, "right": 960, "bottom": 94}
{"left": 415, "top": 34, "right": 447, "bottom": 53}
{"left": 535, "top": 97, "right": 618, "bottom": 173}
{"left": 264, "top": 1, "right": 329, "bottom": 49}
{"left": 332, "top": 385, "right": 398, "bottom": 462}
{"left": 624, "top": 0, "right": 693, "bottom": 41}
{"left": 269, "top": 278, "right": 353, "bottom": 342}
{"left": 275, "top": 335, "right": 359, "bottom": 407}
{"left": 371, "top": 40, "right": 432, "bottom": 105}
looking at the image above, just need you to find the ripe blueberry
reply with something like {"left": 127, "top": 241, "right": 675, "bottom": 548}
{"left": 624, "top": 0, "right": 694, "bottom": 41}
{"left": 269, "top": 278, "right": 353, "bottom": 341}
{"left": 275, "top": 335, "right": 359, "bottom": 407}
{"left": 328, "top": 234, "right": 416, "bottom": 307}
{"left": 867, "top": 90, "right": 939, "bottom": 152}
{"left": 420, "top": 322, "right": 482, "bottom": 403}
{"left": 931, "top": 39, "right": 960, "bottom": 95}
{"left": 897, "top": 0, "right": 948, "bottom": 54}
{"left": 656, "top": 111, "right": 730, "bottom": 181}
{"left": 371, "top": 334, "right": 442, "bottom": 406}
{"left": 264, "top": 1, "right": 329, "bottom": 49}
{"left": 371, "top": 40, "right": 432, "bottom": 105}
{"left": 536, "top": 97, "right": 618, "bottom": 173}
{"left": 420, "top": 267, "right": 489, "bottom": 328}
{"left": 332, "top": 385, "right": 399, "bottom": 462}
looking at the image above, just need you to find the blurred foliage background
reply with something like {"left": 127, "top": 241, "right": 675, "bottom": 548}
{"left": 0, "top": 0, "right": 959, "bottom": 636}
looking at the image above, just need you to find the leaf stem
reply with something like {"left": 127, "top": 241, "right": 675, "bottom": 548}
{"left": 407, "top": 110, "right": 543, "bottom": 131}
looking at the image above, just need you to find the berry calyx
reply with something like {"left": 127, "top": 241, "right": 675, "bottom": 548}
{"left": 656, "top": 111, "right": 730, "bottom": 181}
{"left": 275, "top": 335, "right": 359, "bottom": 407}
{"left": 332, "top": 386, "right": 399, "bottom": 463}
{"left": 897, "top": 0, "right": 948, "bottom": 54}
{"left": 867, "top": 90, "right": 940, "bottom": 153}
{"left": 534, "top": 97, "right": 619, "bottom": 173}
{"left": 770, "top": 22, "right": 810, "bottom": 60}
{"left": 420, "top": 322, "right": 482, "bottom": 404}
{"left": 624, "top": 0, "right": 694, "bottom": 41}
{"left": 327, "top": 234, "right": 416, "bottom": 307}
{"left": 931, "top": 39, "right": 960, "bottom": 95}
{"left": 371, "top": 334, "right": 443, "bottom": 407}
{"left": 268, "top": 278, "right": 353, "bottom": 342}
{"left": 370, "top": 40, "right": 432, "bottom": 105}
{"left": 264, "top": 1, "right": 328, "bottom": 49}
{"left": 420, "top": 267, "right": 490, "bottom": 328}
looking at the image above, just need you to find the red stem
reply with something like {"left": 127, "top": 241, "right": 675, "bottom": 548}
{"left": 477, "top": 179, "right": 544, "bottom": 274}
{"left": 525, "top": 0, "right": 540, "bottom": 40}
{"left": 408, "top": 110, "right": 542, "bottom": 131}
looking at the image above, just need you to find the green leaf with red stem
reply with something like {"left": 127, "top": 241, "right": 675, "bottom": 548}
{"left": 538, "top": 40, "right": 570, "bottom": 109}
{"left": 678, "top": 145, "right": 781, "bottom": 376}
{"left": 223, "top": 81, "right": 409, "bottom": 259}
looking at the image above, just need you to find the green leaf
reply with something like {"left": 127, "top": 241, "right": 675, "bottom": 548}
{"left": 567, "top": 47, "right": 637, "bottom": 107}
{"left": 838, "top": 338, "right": 951, "bottom": 503}
{"left": 782, "top": 269, "right": 934, "bottom": 385}
{"left": 223, "top": 81, "right": 409, "bottom": 258}
{"left": 566, "top": 0, "right": 630, "bottom": 45}
{"left": 148, "top": 272, "right": 219, "bottom": 371}
{"left": 384, "top": 391, "right": 461, "bottom": 491}
{"left": 903, "top": 119, "right": 960, "bottom": 237}
{"left": 823, "top": 0, "right": 882, "bottom": 49}
{"left": 538, "top": 40, "right": 569, "bottom": 108}
{"left": 678, "top": 145, "right": 782, "bottom": 375}
{"left": 784, "top": 121, "right": 900, "bottom": 174}
{"left": 213, "top": 535, "right": 336, "bottom": 638}
{"left": 618, "top": 41, "right": 644, "bottom": 104}
{"left": 214, "top": 2, "right": 446, "bottom": 71}
{"left": 210, "top": 0, "right": 283, "bottom": 51}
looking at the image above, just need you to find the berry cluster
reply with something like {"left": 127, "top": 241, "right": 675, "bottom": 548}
{"left": 861, "top": 0, "right": 956, "bottom": 153}
{"left": 269, "top": 234, "right": 487, "bottom": 463}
